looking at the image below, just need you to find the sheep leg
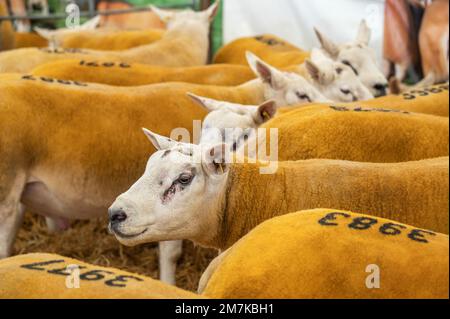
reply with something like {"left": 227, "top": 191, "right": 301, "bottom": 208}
{"left": 159, "top": 240, "right": 183, "bottom": 285}
{"left": 0, "top": 174, "right": 27, "bottom": 259}
{"left": 395, "top": 63, "right": 409, "bottom": 82}
{"left": 45, "top": 217, "right": 71, "bottom": 233}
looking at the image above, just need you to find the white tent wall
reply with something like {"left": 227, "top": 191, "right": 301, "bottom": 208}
{"left": 223, "top": 0, "right": 386, "bottom": 65}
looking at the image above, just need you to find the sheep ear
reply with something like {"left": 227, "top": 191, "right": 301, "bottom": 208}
{"left": 142, "top": 128, "right": 178, "bottom": 150}
{"left": 356, "top": 20, "right": 371, "bottom": 45}
{"left": 187, "top": 93, "right": 221, "bottom": 112}
{"left": 314, "top": 28, "right": 340, "bottom": 58}
{"left": 202, "top": 143, "right": 230, "bottom": 176}
{"left": 305, "top": 60, "right": 321, "bottom": 83}
{"left": 35, "top": 27, "right": 60, "bottom": 49}
{"left": 150, "top": 5, "right": 175, "bottom": 23}
{"left": 204, "top": 0, "right": 221, "bottom": 22}
{"left": 305, "top": 59, "right": 334, "bottom": 85}
{"left": 253, "top": 100, "right": 277, "bottom": 125}
{"left": 80, "top": 15, "right": 101, "bottom": 30}
{"left": 246, "top": 51, "right": 286, "bottom": 90}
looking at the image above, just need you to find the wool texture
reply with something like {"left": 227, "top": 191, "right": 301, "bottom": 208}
{"left": 203, "top": 209, "right": 449, "bottom": 299}
{"left": 214, "top": 34, "right": 310, "bottom": 67}
{"left": 209, "top": 157, "right": 449, "bottom": 250}
{"left": 31, "top": 60, "right": 256, "bottom": 87}
{"left": 0, "top": 253, "right": 201, "bottom": 299}
{"left": 13, "top": 32, "right": 48, "bottom": 49}
{"left": 54, "top": 29, "right": 164, "bottom": 51}
{"left": 0, "top": 19, "right": 210, "bottom": 73}
{"left": 259, "top": 104, "right": 449, "bottom": 163}
{"left": 0, "top": 74, "right": 263, "bottom": 230}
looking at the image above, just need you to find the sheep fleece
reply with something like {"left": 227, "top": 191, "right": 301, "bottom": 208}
{"left": 263, "top": 104, "right": 449, "bottom": 163}
{"left": 13, "top": 32, "right": 48, "bottom": 49}
{"left": 0, "top": 74, "right": 262, "bottom": 220}
{"left": 0, "top": 253, "right": 201, "bottom": 299}
{"left": 214, "top": 34, "right": 310, "bottom": 67}
{"left": 31, "top": 60, "right": 256, "bottom": 87}
{"left": 59, "top": 29, "right": 165, "bottom": 51}
{"left": 204, "top": 209, "right": 449, "bottom": 299}
{"left": 0, "top": 22, "right": 208, "bottom": 73}
{"left": 345, "top": 83, "right": 448, "bottom": 117}
{"left": 213, "top": 157, "right": 449, "bottom": 249}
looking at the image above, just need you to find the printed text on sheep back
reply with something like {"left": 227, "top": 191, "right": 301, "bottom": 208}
{"left": 318, "top": 212, "right": 437, "bottom": 244}
{"left": 20, "top": 259, "right": 144, "bottom": 288}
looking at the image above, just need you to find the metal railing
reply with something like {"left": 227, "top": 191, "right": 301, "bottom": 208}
{"left": 0, "top": 0, "right": 201, "bottom": 21}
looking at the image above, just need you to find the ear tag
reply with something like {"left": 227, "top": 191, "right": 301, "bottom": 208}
{"left": 262, "top": 111, "right": 271, "bottom": 121}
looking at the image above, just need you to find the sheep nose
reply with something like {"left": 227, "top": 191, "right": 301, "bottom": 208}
{"left": 109, "top": 208, "right": 128, "bottom": 225}
{"left": 373, "top": 83, "right": 388, "bottom": 97}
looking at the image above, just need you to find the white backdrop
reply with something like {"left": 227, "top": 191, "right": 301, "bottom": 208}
{"left": 223, "top": 0, "right": 386, "bottom": 64}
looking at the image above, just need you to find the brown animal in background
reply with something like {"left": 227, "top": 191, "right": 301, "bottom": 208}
{"left": 383, "top": 0, "right": 421, "bottom": 81}
{"left": 0, "top": 0, "right": 14, "bottom": 50}
{"left": 8, "top": 0, "right": 30, "bottom": 32}
{"left": 98, "top": 1, "right": 165, "bottom": 30}
{"left": 419, "top": 0, "right": 449, "bottom": 82}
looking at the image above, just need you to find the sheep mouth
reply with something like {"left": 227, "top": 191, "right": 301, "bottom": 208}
{"left": 112, "top": 227, "right": 148, "bottom": 239}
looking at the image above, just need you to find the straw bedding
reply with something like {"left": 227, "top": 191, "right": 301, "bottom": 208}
{"left": 14, "top": 214, "right": 217, "bottom": 292}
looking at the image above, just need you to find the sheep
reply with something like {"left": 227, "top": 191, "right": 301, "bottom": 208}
{"left": 191, "top": 95, "right": 449, "bottom": 161}
{"left": 200, "top": 209, "right": 449, "bottom": 299}
{"left": 214, "top": 34, "right": 310, "bottom": 68}
{"left": 0, "top": 68, "right": 294, "bottom": 277}
{"left": 291, "top": 49, "right": 374, "bottom": 102}
{"left": 275, "top": 82, "right": 449, "bottom": 117}
{"left": 0, "top": 253, "right": 202, "bottom": 299}
{"left": 0, "top": 55, "right": 404, "bottom": 282}
{"left": 354, "top": 82, "right": 449, "bottom": 117}
{"left": 36, "top": 28, "right": 165, "bottom": 51}
{"left": 29, "top": 50, "right": 371, "bottom": 103}
{"left": 0, "top": 2, "right": 220, "bottom": 73}
{"left": 34, "top": 15, "right": 102, "bottom": 48}
{"left": 315, "top": 20, "right": 389, "bottom": 97}
{"left": 313, "top": 82, "right": 449, "bottom": 117}
{"left": 108, "top": 131, "right": 449, "bottom": 251}
{"left": 29, "top": 48, "right": 373, "bottom": 104}
{"left": 259, "top": 103, "right": 449, "bottom": 162}
{"left": 31, "top": 59, "right": 256, "bottom": 87}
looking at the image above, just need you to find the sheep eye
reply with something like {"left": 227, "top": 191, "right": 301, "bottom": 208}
{"left": 342, "top": 60, "right": 359, "bottom": 75}
{"left": 178, "top": 174, "right": 193, "bottom": 185}
{"left": 341, "top": 89, "right": 351, "bottom": 95}
{"left": 296, "top": 92, "right": 312, "bottom": 103}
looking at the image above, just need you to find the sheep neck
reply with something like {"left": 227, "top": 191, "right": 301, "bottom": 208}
{"left": 234, "top": 79, "right": 266, "bottom": 104}
{"left": 211, "top": 161, "right": 297, "bottom": 250}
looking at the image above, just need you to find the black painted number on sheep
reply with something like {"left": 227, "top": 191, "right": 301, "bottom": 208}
{"left": 329, "top": 105, "right": 410, "bottom": 114}
{"left": 20, "top": 259, "right": 144, "bottom": 288}
{"left": 79, "top": 60, "right": 131, "bottom": 68}
{"left": 403, "top": 84, "right": 449, "bottom": 100}
{"left": 318, "top": 212, "right": 437, "bottom": 244}
{"left": 22, "top": 75, "right": 88, "bottom": 87}
{"left": 254, "top": 36, "right": 286, "bottom": 47}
